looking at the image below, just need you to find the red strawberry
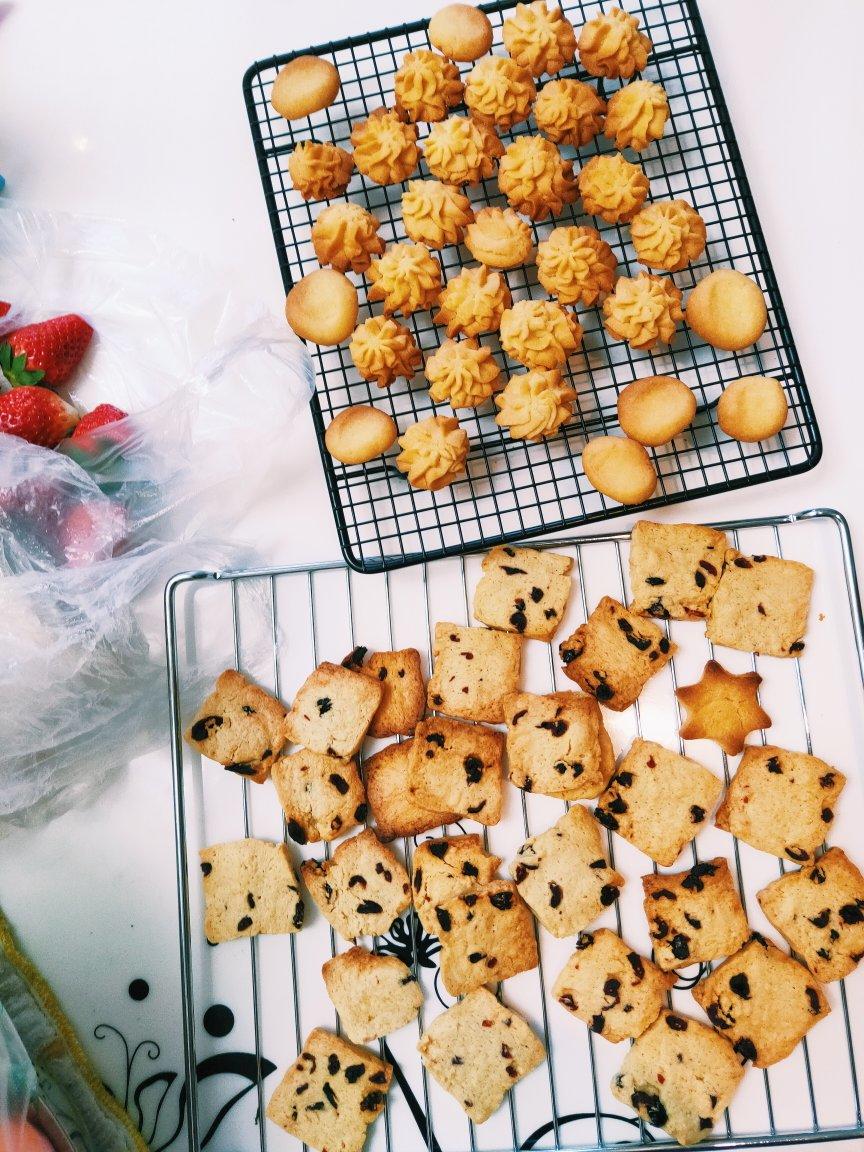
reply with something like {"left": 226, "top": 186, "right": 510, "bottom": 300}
{"left": 0, "top": 386, "right": 79, "bottom": 447}
{"left": 0, "top": 302, "right": 10, "bottom": 318}
{"left": 0, "top": 314, "right": 93, "bottom": 387}
{"left": 71, "top": 403, "right": 128, "bottom": 441}
{"left": 58, "top": 500, "right": 126, "bottom": 567}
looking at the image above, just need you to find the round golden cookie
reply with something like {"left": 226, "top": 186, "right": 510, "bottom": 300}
{"left": 434, "top": 264, "right": 512, "bottom": 337}
{"left": 578, "top": 153, "right": 649, "bottom": 225}
{"left": 311, "top": 203, "right": 384, "bottom": 274}
{"left": 534, "top": 78, "right": 606, "bottom": 146}
{"left": 498, "top": 136, "right": 577, "bottom": 221}
{"left": 428, "top": 3, "right": 494, "bottom": 61}
{"left": 350, "top": 108, "right": 419, "bottom": 186}
{"left": 394, "top": 49, "right": 464, "bottom": 123}
{"left": 500, "top": 299, "right": 583, "bottom": 370}
{"left": 495, "top": 368, "right": 577, "bottom": 440}
{"left": 396, "top": 414, "right": 469, "bottom": 490}
{"left": 288, "top": 141, "right": 354, "bottom": 201}
{"left": 577, "top": 6, "right": 652, "bottom": 79}
{"left": 368, "top": 243, "right": 443, "bottom": 316}
{"left": 464, "top": 207, "right": 534, "bottom": 269}
{"left": 502, "top": 1, "right": 577, "bottom": 77}
{"left": 537, "top": 225, "right": 617, "bottom": 307}
{"left": 271, "top": 56, "right": 341, "bottom": 120}
{"left": 686, "top": 269, "right": 768, "bottom": 351}
{"left": 401, "top": 180, "right": 474, "bottom": 249}
{"left": 423, "top": 115, "right": 503, "bottom": 186}
{"left": 582, "top": 436, "right": 657, "bottom": 505}
{"left": 425, "top": 338, "right": 502, "bottom": 408}
{"left": 605, "top": 79, "right": 669, "bottom": 151}
{"left": 325, "top": 405, "right": 398, "bottom": 465}
{"left": 350, "top": 316, "right": 422, "bottom": 388}
{"left": 617, "top": 375, "right": 697, "bottom": 446}
{"left": 285, "top": 269, "right": 358, "bottom": 345}
{"left": 630, "top": 199, "right": 706, "bottom": 272}
{"left": 464, "top": 57, "right": 537, "bottom": 129}
{"left": 717, "top": 376, "right": 788, "bottom": 443}
{"left": 602, "top": 272, "right": 683, "bottom": 351}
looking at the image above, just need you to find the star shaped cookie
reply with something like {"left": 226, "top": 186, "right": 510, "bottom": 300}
{"left": 675, "top": 659, "right": 770, "bottom": 755}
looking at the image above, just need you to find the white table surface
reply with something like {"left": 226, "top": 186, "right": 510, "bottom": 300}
{"left": 1, "top": 1, "right": 863, "bottom": 1150}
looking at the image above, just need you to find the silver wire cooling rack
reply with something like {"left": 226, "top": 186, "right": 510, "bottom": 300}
{"left": 166, "top": 509, "right": 864, "bottom": 1152}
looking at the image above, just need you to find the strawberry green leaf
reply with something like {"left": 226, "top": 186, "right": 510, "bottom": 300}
{"left": 0, "top": 342, "right": 46, "bottom": 387}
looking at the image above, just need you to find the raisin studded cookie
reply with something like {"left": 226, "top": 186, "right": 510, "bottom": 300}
{"left": 185, "top": 669, "right": 286, "bottom": 783}
{"left": 706, "top": 549, "right": 814, "bottom": 658}
{"left": 629, "top": 521, "right": 727, "bottom": 620}
{"left": 503, "top": 690, "right": 615, "bottom": 799}
{"left": 418, "top": 988, "right": 545, "bottom": 1123}
{"left": 595, "top": 738, "right": 722, "bottom": 867}
{"left": 284, "top": 661, "right": 383, "bottom": 759}
{"left": 199, "top": 839, "right": 304, "bottom": 944}
{"left": 757, "top": 847, "right": 864, "bottom": 982}
{"left": 365, "top": 738, "right": 456, "bottom": 842}
{"left": 350, "top": 646, "right": 426, "bottom": 737}
{"left": 473, "top": 544, "right": 573, "bottom": 640}
{"left": 715, "top": 744, "right": 845, "bottom": 863}
{"left": 511, "top": 806, "right": 624, "bottom": 937}
{"left": 271, "top": 748, "right": 367, "bottom": 845}
{"left": 322, "top": 946, "right": 422, "bottom": 1043}
{"left": 434, "top": 879, "right": 539, "bottom": 995}
{"left": 412, "top": 835, "right": 502, "bottom": 934}
{"left": 301, "top": 828, "right": 411, "bottom": 940}
{"left": 611, "top": 1010, "right": 745, "bottom": 1145}
{"left": 692, "top": 933, "right": 830, "bottom": 1067}
{"left": 642, "top": 858, "right": 750, "bottom": 970}
{"left": 266, "top": 1027, "right": 391, "bottom": 1152}
{"left": 427, "top": 622, "right": 521, "bottom": 723}
{"left": 409, "top": 716, "right": 505, "bottom": 825}
{"left": 558, "top": 596, "right": 675, "bottom": 711}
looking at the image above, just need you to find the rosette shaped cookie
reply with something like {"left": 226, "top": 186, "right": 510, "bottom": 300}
{"left": 396, "top": 415, "right": 469, "bottom": 490}
{"left": 630, "top": 199, "right": 706, "bottom": 272}
{"left": 394, "top": 49, "right": 464, "bottom": 123}
{"left": 578, "top": 6, "right": 652, "bottom": 79}
{"left": 602, "top": 272, "right": 683, "bottom": 351}
{"left": 311, "top": 203, "right": 385, "bottom": 273}
{"left": 464, "top": 207, "right": 534, "bottom": 269}
{"left": 537, "top": 225, "right": 617, "bottom": 306}
{"left": 368, "top": 243, "right": 443, "bottom": 315}
{"left": 350, "top": 107, "right": 419, "bottom": 185}
{"left": 288, "top": 140, "right": 354, "bottom": 201}
{"left": 495, "top": 369, "right": 577, "bottom": 440}
{"left": 534, "top": 78, "right": 606, "bottom": 146}
{"left": 350, "top": 316, "right": 422, "bottom": 388}
{"left": 578, "top": 153, "right": 649, "bottom": 224}
{"left": 605, "top": 79, "right": 669, "bottom": 151}
{"left": 464, "top": 57, "right": 537, "bottom": 129}
{"left": 500, "top": 299, "right": 583, "bottom": 369}
{"left": 401, "top": 180, "right": 474, "bottom": 249}
{"left": 426, "top": 339, "right": 502, "bottom": 408}
{"left": 498, "top": 136, "right": 578, "bottom": 222}
{"left": 423, "top": 115, "right": 504, "bottom": 186}
{"left": 434, "top": 264, "right": 512, "bottom": 337}
{"left": 502, "top": 1, "right": 577, "bottom": 77}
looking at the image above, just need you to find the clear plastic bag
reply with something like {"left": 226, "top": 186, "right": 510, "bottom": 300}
{"left": 0, "top": 1004, "right": 40, "bottom": 1151}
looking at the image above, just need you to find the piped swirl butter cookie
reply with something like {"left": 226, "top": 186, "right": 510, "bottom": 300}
{"left": 350, "top": 107, "right": 419, "bottom": 185}
{"left": 423, "top": 114, "right": 504, "bottom": 186}
{"left": 464, "top": 56, "right": 537, "bottom": 129}
{"left": 534, "top": 77, "right": 606, "bottom": 146}
{"left": 537, "top": 225, "right": 617, "bottom": 307}
{"left": 630, "top": 199, "right": 706, "bottom": 272}
{"left": 288, "top": 140, "right": 354, "bottom": 201}
{"left": 498, "top": 136, "right": 578, "bottom": 221}
{"left": 394, "top": 49, "right": 464, "bottom": 123}
{"left": 578, "top": 153, "right": 649, "bottom": 224}
{"left": 464, "top": 207, "right": 534, "bottom": 269}
{"left": 401, "top": 180, "right": 474, "bottom": 249}
{"left": 502, "top": 1, "right": 578, "bottom": 76}
{"left": 495, "top": 369, "right": 577, "bottom": 441}
{"left": 605, "top": 79, "right": 669, "bottom": 151}
{"left": 368, "top": 242, "right": 443, "bottom": 315}
{"left": 434, "top": 264, "right": 512, "bottom": 338}
{"left": 350, "top": 316, "right": 422, "bottom": 388}
{"left": 311, "top": 203, "right": 384, "bottom": 274}
{"left": 395, "top": 414, "right": 469, "bottom": 490}
{"left": 425, "top": 338, "right": 502, "bottom": 409}
{"left": 500, "top": 299, "right": 583, "bottom": 369}
{"left": 602, "top": 272, "right": 683, "bottom": 351}
{"left": 578, "top": 6, "right": 652, "bottom": 79}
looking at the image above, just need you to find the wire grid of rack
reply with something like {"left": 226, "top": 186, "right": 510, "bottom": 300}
{"left": 167, "top": 509, "right": 863, "bottom": 1152}
{"left": 242, "top": 0, "right": 821, "bottom": 574}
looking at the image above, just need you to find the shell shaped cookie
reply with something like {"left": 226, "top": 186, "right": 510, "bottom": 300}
{"left": 368, "top": 242, "right": 443, "bottom": 315}
{"left": 464, "top": 56, "right": 537, "bottom": 129}
{"left": 434, "top": 264, "right": 512, "bottom": 338}
{"left": 502, "top": 1, "right": 577, "bottom": 77}
{"left": 605, "top": 79, "right": 670, "bottom": 151}
{"left": 534, "top": 78, "right": 606, "bottom": 146}
{"left": 464, "top": 207, "right": 534, "bottom": 269}
{"left": 578, "top": 153, "right": 649, "bottom": 224}
{"left": 425, "top": 338, "right": 502, "bottom": 409}
{"left": 578, "top": 6, "right": 652, "bottom": 79}
{"left": 311, "top": 203, "right": 384, "bottom": 274}
{"left": 500, "top": 298, "right": 583, "bottom": 369}
{"left": 423, "top": 115, "right": 503, "bottom": 186}
{"left": 349, "top": 316, "right": 422, "bottom": 388}
{"left": 631, "top": 199, "right": 706, "bottom": 272}
{"left": 396, "top": 414, "right": 469, "bottom": 490}
{"left": 495, "top": 369, "right": 577, "bottom": 440}
{"left": 394, "top": 49, "right": 464, "bottom": 123}
{"left": 537, "top": 225, "right": 617, "bottom": 306}
{"left": 288, "top": 140, "right": 354, "bottom": 201}
{"left": 498, "top": 136, "right": 578, "bottom": 222}
{"left": 350, "top": 107, "right": 419, "bottom": 186}
{"left": 401, "top": 180, "right": 474, "bottom": 249}
{"left": 602, "top": 272, "right": 683, "bottom": 351}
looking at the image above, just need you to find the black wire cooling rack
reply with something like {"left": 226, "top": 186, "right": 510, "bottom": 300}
{"left": 242, "top": 0, "right": 821, "bottom": 574}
